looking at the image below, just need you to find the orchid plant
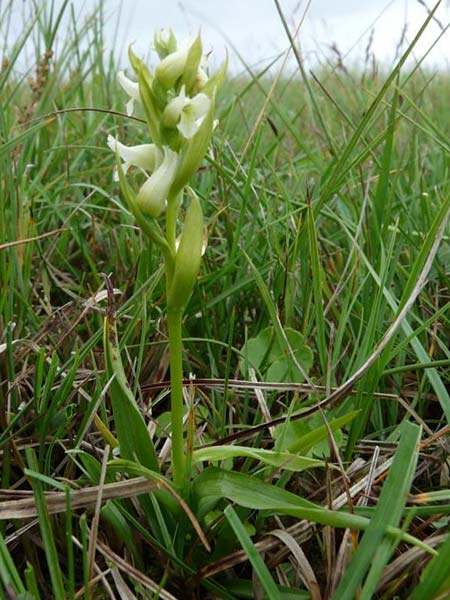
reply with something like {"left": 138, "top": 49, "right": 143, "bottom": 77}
{"left": 108, "top": 31, "right": 226, "bottom": 487}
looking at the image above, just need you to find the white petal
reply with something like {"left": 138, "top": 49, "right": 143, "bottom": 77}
{"left": 155, "top": 47, "right": 189, "bottom": 88}
{"left": 177, "top": 94, "right": 210, "bottom": 139}
{"left": 163, "top": 90, "right": 189, "bottom": 128}
{"left": 125, "top": 99, "right": 135, "bottom": 117}
{"left": 117, "top": 71, "right": 140, "bottom": 99}
{"left": 177, "top": 111, "right": 200, "bottom": 139}
{"left": 117, "top": 71, "right": 140, "bottom": 115}
{"left": 190, "top": 93, "right": 210, "bottom": 119}
{"left": 108, "top": 135, "right": 162, "bottom": 176}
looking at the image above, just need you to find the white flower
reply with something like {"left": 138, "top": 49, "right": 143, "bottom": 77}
{"left": 117, "top": 71, "right": 141, "bottom": 115}
{"left": 136, "top": 147, "right": 179, "bottom": 217}
{"left": 163, "top": 86, "right": 211, "bottom": 139}
{"left": 107, "top": 135, "right": 162, "bottom": 181}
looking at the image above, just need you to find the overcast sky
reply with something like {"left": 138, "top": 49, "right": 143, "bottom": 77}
{"left": 100, "top": 0, "right": 450, "bottom": 72}
{"left": 8, "top": 0, "right": 450, "bottom": 72}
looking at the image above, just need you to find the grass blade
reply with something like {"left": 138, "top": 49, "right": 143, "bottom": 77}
{"left": 224, "top": 505, "right": 281, "bottom": 600}
{"left": 331, "top": 421, "right": 422, "bottom": 599}
{"left": 25, "top": 448, "right": 66, "bottom": 599}
{"left": 410, "top": 533, "right": 450, "bottom": 600}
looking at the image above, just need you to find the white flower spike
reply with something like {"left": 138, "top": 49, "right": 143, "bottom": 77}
{"left": 163, "top": 86, "right": 211, "bottom": 139}
{"left": 107, "top": 135, "right": 162, "bottom": 181}
{"left": 117, "top": 71, "right": 141, "bottom": 116}
{"left": 136, "top": 146, "right": 179, "bottom": 217}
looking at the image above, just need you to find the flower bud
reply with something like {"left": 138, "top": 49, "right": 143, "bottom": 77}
{"left": 136, "top": 147, "right": 178, "bottom": 217}
{"left": 155, "top": 46, "right": 189, "bottom": 89}
{"left": 154, "top": 29, "right": 177, "bottom": 59}
{"left": 191, "top": 67, "right": 209, "bottom": 95}
{"left": 168, "top": 189, "right": 204, "bottom": 312}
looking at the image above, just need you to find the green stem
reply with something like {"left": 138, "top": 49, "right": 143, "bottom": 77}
{"left": 167, "top": 308, "right": 185, "bottom": 487}
{"left": 166, "top": 192, "right": 183, "bottom": 252}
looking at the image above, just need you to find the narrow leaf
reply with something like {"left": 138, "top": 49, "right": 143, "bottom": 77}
{"left": 224, "top": 505, "right": 281, "bottom": 600}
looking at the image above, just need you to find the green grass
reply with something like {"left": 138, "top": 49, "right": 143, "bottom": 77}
{"left": 1, "top": 0, "right": 450, "bottom": 598}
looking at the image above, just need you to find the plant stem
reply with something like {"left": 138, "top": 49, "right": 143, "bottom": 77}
{"left": 167, "top": 307, "right": 185, "bottom": 487}
{"left": 166, "top": 192, "right": 183, "bottom": 251}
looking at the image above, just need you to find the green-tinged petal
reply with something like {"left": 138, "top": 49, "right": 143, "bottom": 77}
{"left": 178, "top": 93, "right": 210, "bottom": 139}
{"left": 191, "top": 66, "right": 208, "bottom": 95}
{"left": 155, "top": 45, "right": 189, "bottom": 89}
{"left": 162, "top": 87, "right": 188, "bottom": 128}
{"left": 181, "top": 34, "right": 203, "bottom": 93}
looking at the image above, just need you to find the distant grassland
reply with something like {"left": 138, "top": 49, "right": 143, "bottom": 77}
{"left": 1, "top": 1, "right": 450, "bottom": 599}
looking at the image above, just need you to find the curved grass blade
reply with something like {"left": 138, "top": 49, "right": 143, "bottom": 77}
{"left": 224, "top": 505, "right": 281, "bottom": 600}
{"left": 332, "top": 422, "right": 421, "bottom": 600}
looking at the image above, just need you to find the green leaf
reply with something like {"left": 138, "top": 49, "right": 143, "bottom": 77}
{"left": 279, "top": 410, "right": 361, "bottom": 456}
{"left": 0, "top": 120, "right": 50, "bottom": 159}
{"left": 128, "top": 46, "right": 161, "bottom": 143}
{"left": 240, "top": 326, "right": 313, "bottom": 382}
{"left": 202, "top": 56, "right": 228, "bottom": 97}
{"left": 103, "top": 314, "right": 159, "bottom": 473}
{"left": 167, "top": 188, "right": 204, "bottom": 312}
{"left": 193, "top": 445, "right": 328, "bottom": 472}
{"left": 275, "top": 413, "right": 342, "bottom": 458}
{"left": 193, "top": 467, "right": 433, "bottom": 554}
{"left": 307, "top": 202, "right": 328, "bottom": 375}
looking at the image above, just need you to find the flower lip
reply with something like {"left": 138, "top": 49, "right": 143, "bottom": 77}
{"left": 162, "top": 86, "right": 211, "bottom": 139}
{"left": 117, "top": 71, "right": 141, "bottom": 115}
{"left": 107, "top": 135, "right": 162, "bottom": 181}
